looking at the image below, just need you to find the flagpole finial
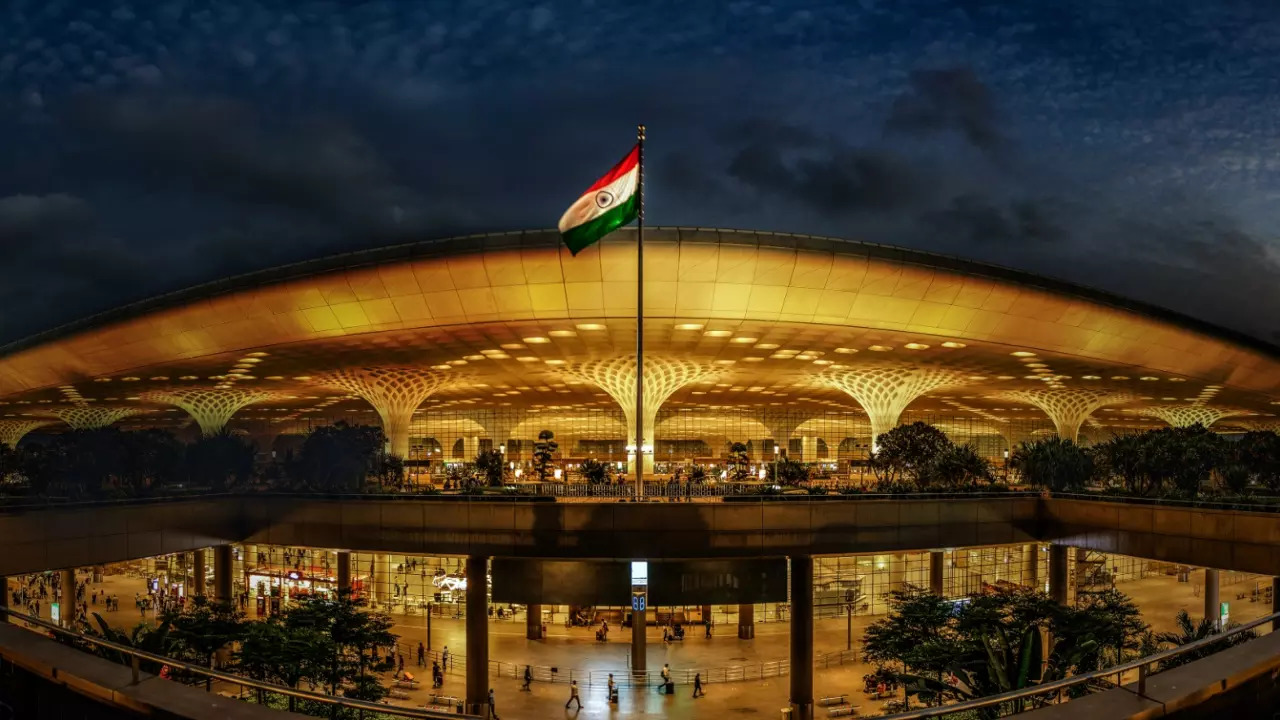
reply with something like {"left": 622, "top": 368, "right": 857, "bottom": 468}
{"left": 637, "top": 124, "right": 646, "bottom": 141}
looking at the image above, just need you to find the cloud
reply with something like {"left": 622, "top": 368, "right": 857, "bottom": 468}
{"left": 0, "top": 194, "right": 95, "bottom": 245}
{"left": 67, "top": 93, "right": 437, "bottom": 241}
{"left": 885, "top": 67, "right": 1007, "bottom": 157}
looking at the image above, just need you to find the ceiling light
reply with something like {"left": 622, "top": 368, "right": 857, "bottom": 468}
{"left": 868, "top": 345, "right": 893, "bottom": 352}
{"left": 904, "top": 343, "right": 929, "bottom": 350}
{"left": 675, "top": 323, "right": 704, "bottom": 331}
{"left": 754, "top": 343, "right": 779, "bottom": 350}
{"left": 1111, "top": 376, "right": 1129, "bottom": 381}
{"left": 431, "top": 365, "right": 452, "bottom": 370}
{"left": 548, "top": 329, "right": 577, "bottom": 337}
{"left": 1139, "top": 376, "right": 1158, "bottom": 381}
{"left": 516, "top": 356, "right": 539, "bottom": 362}
{"left": 544, "top": 359, "right": 566, "bottom": 365}
{"left": 1011, "top": 351, "right": 1037, "bottom": 357}
{"left": 834, "top": 347, "right": 858, "bottom": 354}
{"left": 704, "top": 330, "right": 733, "bottom": 337}
{"left": 968, "top": 375, "right": 987, "bottom": 381}
{"left": 731, "top": 337, "right": 758, "bottom": 344}
{"left": 523, "top": 337, "right": 550, "bottom": 344}
{"left": 742, "top": 357, "right": 764, "bottom": 362}
{"left": 941, "top": 341, "right": 966, "bottom": 349}
{"left": 575, "top": 323, "right": 607, "bottom": 331}
{"left": 237, "top": 358, "right": 262, "bottom": 364}
{"left": 500, "top": 343, "right": 525, "bottom": 350}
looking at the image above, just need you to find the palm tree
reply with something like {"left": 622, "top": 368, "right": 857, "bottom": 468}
{"left": 1009, "top": 437, "right": 1092, "bottom": 491}
{"left": 1154, "top": 609, "right": 1255, "bottom": 670}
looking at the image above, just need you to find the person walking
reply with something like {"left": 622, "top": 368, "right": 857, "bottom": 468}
{"left": 660, "top": 663, "right": 672, "bottom": 694}
{"left": 522, "top": 665, "right": 532, "bottom": 691}
{"left": 607, "top": 673, "right": 617, "bottom": 703}
{"left": 417, "top": 642, "right": 425, "bottom": 667}
{"left": 693, "top": 672, "right": 705, "bottom": 698}
{"left": 442, "top": 646, "right": 450, "bottom": 670}
{"left": 488, "top": 688, "right": 499, "bottom": 719}
{"left": 565, "top": 680, "right": 582, "bottom": 709}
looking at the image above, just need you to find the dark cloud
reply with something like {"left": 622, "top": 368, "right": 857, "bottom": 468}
{"left": 727, "top": 141, "right": 929, "bottom": 216}
{"left": 885, "top": 67, "right": 1006, "bottom": 158}
{"left": 919, "top": 195, "right": 1068, "bottom": 246}
{"left": 0, "top": 194, "right": 95, "bottom": 245}
{"left": 66, "top": 93, "right": 437, "bottom": 241}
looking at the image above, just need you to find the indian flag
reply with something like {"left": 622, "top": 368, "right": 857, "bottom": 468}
{"left": 558, "top": 145, "right": 639, "bottom": 255}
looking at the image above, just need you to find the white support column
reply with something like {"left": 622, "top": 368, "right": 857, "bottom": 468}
{"left": 998, "top": 389, "right": 1131, "bottom": 443}
{"left": 141, "top": 389, "right": 280, "bottom": 436}
{"left": 319, "top": 368, "right": 462, "bottom": 458}
{"left": 823, "top": 365, "right": 964, "bottom": 450}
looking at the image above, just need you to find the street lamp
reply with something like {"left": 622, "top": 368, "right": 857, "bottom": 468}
{"left": 773, "top": 444, "right": 780, "bottom": 484}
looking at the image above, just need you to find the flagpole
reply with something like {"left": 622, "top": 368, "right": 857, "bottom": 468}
{"left": 634, "top": 124, "right": 646, "bottom": 502}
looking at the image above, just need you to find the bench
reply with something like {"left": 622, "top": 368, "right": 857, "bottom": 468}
{"left": 827, "top": 705, "right": 858, "bottom": 717}
{"left": 818, "top": 695, "right": 849, "bottom": 707}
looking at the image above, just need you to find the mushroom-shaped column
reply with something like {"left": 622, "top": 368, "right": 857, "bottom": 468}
{"left": 997, "top": 389, "right": 1130, "bottom": 443}
{"left": 0, "top": 419, "right": 52, "bottom": 447}
{"left": 1137, "top": 405, "right": 1244, "bottom": 429}
{"left": 822, "top": 366, "right": 964, "bottom": 450}
{"left": 319, "top": 368, "right": 461, "bottom": 458}
{"left": 563, "top": 356, "right": 722, "bottom": 476}
{"left": 141, "top": 389, "right": 280, "bottom": 437}
{"left": 759, "top": 411, "right": 813, "bottom": 457}
{"left": 45, "top": 406, "right": 149, "bottom": 429}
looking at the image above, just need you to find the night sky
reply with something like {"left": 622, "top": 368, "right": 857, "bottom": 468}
{"left": 1, "top": 1, "right": 1278, "bottom": 345}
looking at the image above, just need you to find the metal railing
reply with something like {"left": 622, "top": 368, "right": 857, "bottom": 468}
{"left": 1, "top": 610, "right": 479, "bottom": 719}
{"left": 879, "top": 610, "right": 1280, "bottom": 719}
{"left": 1053, "top": 491, "right": 1280, "bottom": 513}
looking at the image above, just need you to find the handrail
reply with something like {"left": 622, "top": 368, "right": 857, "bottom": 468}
{"left": 1, "top": 609, "right": 479, "bottom": 719}
{"left": 879, "top": 609, "right": 1280, "bottom": 719}
{"left": 1052, "top": 491, "right": 1280, "bottom": 513}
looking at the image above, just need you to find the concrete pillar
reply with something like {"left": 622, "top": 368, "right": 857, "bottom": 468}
{"left": 214, "top": 545, "right": 233, "bottom": 603}
{"left": 738, "top": 603, "right": 755, "bottom": 639}
{"left": 631, "top": 597, "right": 647, "bottom": 676}
{"left": 1025, "top": 544, "right": 1040, "bottom": 590}
{"left": 1049, "top": 545, "right": 1069, "bottom": 605}
{"left": 60, "top": 569, "right": 75, "bottom": 628}
{"left": 462, "top": 436, "right": 480, "bottom": 461}
{"left": 372, "top": 554, "right": 387, "bottom": 604}
{"left": 465, "top": 555, "right": 489, "bottom": 716}
{"left": 1272, "top": 577, "right": 1279, "bottom": 633}
{"left": 790, "top": 555, "right": 814, "bottom": 720}
{"left": 800, "top": 436, "right": 820, "bottom": 462}
{"left": 193, "top": 549, "right": 207, "bottom": 598}
{"left": 929, "top": 551, "right": 944, "bottom": 596}
{"left": 1204, "top": 568, "right": 1220, "bottom": 630}
{"left": 526, "top": 603, "right": 543, "bottom": 640}
{"left": 888, "top": 553, "right": 907, "bottom": 592}
{"left": 337, "top": 551, "right": 351, "bottom": 595}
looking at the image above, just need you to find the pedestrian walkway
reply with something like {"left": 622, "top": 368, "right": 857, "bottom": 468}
{"left": 12, "top": 567, "right": 1276, "bottom": 719}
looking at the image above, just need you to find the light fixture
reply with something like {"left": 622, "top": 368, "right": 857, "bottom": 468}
{"left": 868, "top": 345, "right": 893, "bottom": 352}
{"left": 941, "top": 341, "right": 966, "bottom": 349}
{"left": 523, "top": 337, "right": 550, "bottom": 344}
{"left": 675, "top": 323, "right": 704, "bottom": 331}
{"left": 904, "top": 343, "right": 930, "bottom": 350}
{"left": 575, "top": 323, "right": 607, "bottom": 331}
{"left": 704, "top": 330, "right": 733, "bottom": 337}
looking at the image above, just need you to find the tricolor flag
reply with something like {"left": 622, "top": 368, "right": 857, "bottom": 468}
{"left": 557, "top": 145, "right": 639, "bottom": 255}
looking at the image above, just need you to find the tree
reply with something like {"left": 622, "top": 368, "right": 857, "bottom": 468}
{"left": 86, "top": 613, "right": 175, "bottom": 673}
{"left": 161, "top": 598, "right": 245, "bottom": 689}
{"left": 184, "top": 431, "right": 256, "bottom": 490}
{"left": 473, "top": 449, "right": 506, "bottom": 487}
{"left": 931, "top": 444, "right": 995, "bottom": 488}
{"left": 727, "top": 442, "right": 751, "bottom": 481}
{"left": 578, "top": 457, "right": 612, "bottom": 484}
{"left": 1232, "top": 431, "right": 1280, "bottom": 491}
{"left": 291, "top": 422, "right": 387, "bottom": 492}
{"left": 1141, "top": 425, "right": 1225, "bottom": 496}
{"left": 870, "top": 423, "right": 953, "bottom": 488}
{"left": 766, "top": 457, "right": 809, "bottom": 486}
{"left": 280, "top": 589, "right": 396, "bottom": 699}
{"left": 235, "top": 616, "right": 328, "bottom": 711}
{"left": 1010, "top": 437, "right": 1093, "bottom": 492}
{"left": 1154, "top": 609, "right": 1255, "bottom": 670}
{"left": 532, "top": 430, "right": 558, "bottom": 482}
{"left": 1093, "top": 434, "right": 1155, "bottom": 495}
{"left": 864, "top": 586, "right": 1146, "bottom": 710}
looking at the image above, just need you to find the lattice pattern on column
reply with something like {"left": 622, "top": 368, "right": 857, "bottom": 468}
{"left": 759, "top": 410, "right": 814, "bottom": 444}
{"left": 44, "top": 406, "right": 148, "bottom": 430}
{"left": 1232, "top": 419, "right": 1280, "bottom": 433}
{"left": 562, "top": 356, "right": 723, "bottom": 440}
{"left": 997, "top": 389, "right": 1130, "bottom": 443}
{"left": 0, "top": 419, "right": 52, "bottom": 447}
{"left": 318, "top": 367, "right": 463, "bottom": 456}
{"left": 142, "top": 389, "right": 281, "bottom": 436}
{"left": 822, "top": 365, "right": 966, "bottom": 442}
{"left": 1136, "top": 405, "right": 1244, "bottom": 429}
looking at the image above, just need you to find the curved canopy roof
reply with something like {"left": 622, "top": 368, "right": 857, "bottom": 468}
{"left": 0, "top": 228, "right": 1275, "bottom": 436}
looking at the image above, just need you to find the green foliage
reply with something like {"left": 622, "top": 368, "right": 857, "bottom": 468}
{"left": 1010, "top": 437, "right": 1093, "bottom": 492}
{"left": 689, "top": 465, "right": 709, "bottom": 484}
{"left": 766, "top": 457, "right": 809, "bottom": 485}
{"left": 17, "top": 428, "right": 184, "bottom": 497}
{"left": 1232, "top": 431, "right": 1280, "bottom": 491}
{"left": 1154, "top": 609, "right": 1256, "bottom": 670}
{"left": 1092, "top": 425, "right": 1231, "bottom": 497}
{"left": 863, "top": 585, "right": 1147, "bottom": 709}
{"left": 727, "top": 442, "right": 751, "bottom": 481}
{"left": 290, "top": 422, "right": 388, "bottom": 492}
{"left": 184, "top": 430, "right": 256, "bottom": 490}
{"left": 161, "top": 597, "right": 245, "bottom": 686}
{"left": 532, "top": 430, "right": 558, "bottom": 482}
{"left": 578, "top": 457, "right": 613, "bottom": 484}
{"left": 870, "top": 423, "right": 994, "bottom": 490}
{"left": 473, "top": 449, "right": 506, "bottom": 487}
{"left": 86, "top": 613, "right": 175, "bottom": 673}
{"left": 280, "top": 589, "right": 397, "bottom": 696}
